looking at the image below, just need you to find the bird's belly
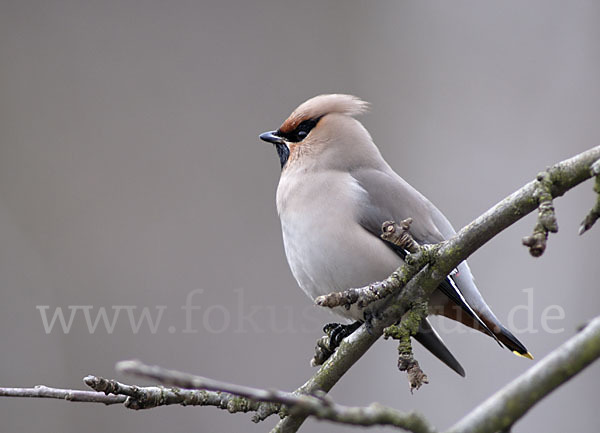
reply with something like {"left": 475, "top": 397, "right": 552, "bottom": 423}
{"left": 280, "top": 212, "right": 402, "bottom": 320}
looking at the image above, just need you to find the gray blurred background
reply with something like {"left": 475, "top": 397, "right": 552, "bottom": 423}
{"left": 1, "top": 1, "right": 599, "bottom": 432}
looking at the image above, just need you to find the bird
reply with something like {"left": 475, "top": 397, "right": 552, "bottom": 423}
{"left": 259, "top": 94, "right": 532, "bottom": 376}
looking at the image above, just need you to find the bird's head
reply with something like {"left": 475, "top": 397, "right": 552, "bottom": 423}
{"left": 259, "top": 94, "right": 374, "bottom": 171}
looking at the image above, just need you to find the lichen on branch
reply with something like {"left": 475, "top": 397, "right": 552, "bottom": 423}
{"left": 579, "top": 159, "right": 600, "bottom": 235}
{"left": 522, "top": 170, "right": 559, "bottom": 256}
{"left": 84, "top": 374, "right": 265, "bottom": 413}
{"left": 383, "top": 300, "right": 430, "bottom": 392}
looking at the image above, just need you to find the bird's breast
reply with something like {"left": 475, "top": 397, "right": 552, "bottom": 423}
{"left": 276, "top": 171, "right": 402, "bottom": 314}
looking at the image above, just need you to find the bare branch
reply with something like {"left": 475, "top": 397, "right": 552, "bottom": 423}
{"left": 446, "top": 315, "right": 600, "bottom": 433}
{"left": 6, "top": 312, "right": 598, "bottom": 433}
{"left": 380, "top": 219, "right": 421, "bottom": 254}
{"left": 83, "top": 375, "right": 262, "bottom": 412}
{"left": 579, "top": 158, "right": 600, "bottom": 235}
{"left": 3, "top": 147, "right": 599, "bottom": 433}
{"left": 116, "top": 360, "right": 435, "bottom": 433}
{"left": 0, "top": 378, "right": 266, "bottom": 414}
{"left": 116, "top": 359, "right": 296, "bottom": 406}
{"left": 274, "top": 145, "right": 600, "bottom": 433}
{"left": 300, "top": 403, "right": 435, "bottom": 433}
{"left": 116, "top": 311, "right": 600, "bottom": 433}
{"left": 0, "top": 385, "right": 126, "bottom": 405}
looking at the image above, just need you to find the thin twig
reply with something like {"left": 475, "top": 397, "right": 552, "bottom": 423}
{"left": 115, "top": 360, "right": 435, "bottom": 433}
{"left": 116, "top": 360, "right": 297, "bottom": 405}
{"left": 0, "top": 379, "right": 264, "bottom": 414}
{"left": 579, "top": 159, "right": 600, "bottom": 235}
{"left": 522, "top": 170, "right": 559, "bottom": 256}
{"left": 380, "top": 219, "right": 421, "bottom": 254}
{"left": 0, "top": 385, "right": 126, "bottom": 404}
{"left": 83, "top": 375, "right": 262, "bottom": 412}
{"left": 383, "top": 300, "right": 430, "bottom": 392}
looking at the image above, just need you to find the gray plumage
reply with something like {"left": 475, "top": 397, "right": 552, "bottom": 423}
{"left": 260, "top": 94, "right": 531, "bottom": 376}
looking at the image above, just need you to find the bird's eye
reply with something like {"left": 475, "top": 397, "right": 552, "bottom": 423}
{"left": 280, "top": 116, "right": 322, "bottom": 143}
{"left": 292, "top": 119, "right": 318, "bottom": 142}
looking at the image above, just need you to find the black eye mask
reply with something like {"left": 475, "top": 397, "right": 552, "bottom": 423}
{"left": 278, "top": 116, "right": 323, "bottom": 143}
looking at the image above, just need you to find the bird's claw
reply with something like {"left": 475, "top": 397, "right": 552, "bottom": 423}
{"left": 323, "top": 321, "right": 362, "bottom": 346}
{"left": 312, "top": 321, "right": 362, "bottom": 366}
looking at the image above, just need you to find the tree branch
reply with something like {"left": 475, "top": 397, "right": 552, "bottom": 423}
{"left": 0, "top": 385, "right": 126, "bottom": 405}
{"left": 274, "top": 145, "right": 600, "bottom": 432}
{"left": 115, "top": 316, "right": 600, "bottom": 431}
{"left": 0, "top": 378, "right": 265, "bottom": 413}
{"left": 579, "top": 158, "right": 600, "bottom": 235}
{"left": 383, "top": 300, "right": 430, "bottom": 393}
{"left": 3, "top": 313, "right": 599, "bottom": 433}
{"left": 116, "top": 360, "right": 435, "bottom": 433}
{"left": 446, "top": 316, "right": 600, "bottom": 433}
{"left": 83, "top": 374, "right": 263, "bottom": 412}
{"left": 1, "top": 147, "right": 599, "bottom": 433}
{"left": 521, "top": 171, "right": 559, "bottom": 256}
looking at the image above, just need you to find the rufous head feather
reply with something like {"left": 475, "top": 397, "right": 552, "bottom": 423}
{"left": 259, "top": 94, "right": 372, "bottom": 170}
{"left": 279, "top": 94, "right": 369, "bottom": 134}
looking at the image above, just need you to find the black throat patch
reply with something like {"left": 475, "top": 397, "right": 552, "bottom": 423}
{"left": 275, "top": 142, "right": 290, "bottom": 169}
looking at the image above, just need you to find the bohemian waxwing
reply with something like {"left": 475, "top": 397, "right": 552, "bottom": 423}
{"left": 260, "top": 94, "right": 532, "bottom": 376}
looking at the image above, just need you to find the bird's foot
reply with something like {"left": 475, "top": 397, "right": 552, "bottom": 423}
{"left": 311, "top": 321, "right": 362, "bottom": 367}
{"left": 324, "top": 321, "right": 362, "bottom": 346}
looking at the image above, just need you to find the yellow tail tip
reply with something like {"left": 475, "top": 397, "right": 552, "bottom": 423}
{"left": 513, "top": 350, "right": 534, "bottom": 360}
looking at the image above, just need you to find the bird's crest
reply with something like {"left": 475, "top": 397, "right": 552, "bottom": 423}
{"left": 279, "top": 94, "right": 369, "bottom": 134}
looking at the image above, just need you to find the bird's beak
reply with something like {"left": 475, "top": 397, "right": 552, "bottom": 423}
{"left": 259, "top": 130, "right": 284, "bottom": 145}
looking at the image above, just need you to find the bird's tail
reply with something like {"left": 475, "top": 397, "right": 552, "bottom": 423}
{"left": 469, "top": 308, "right": 533, "bottom": 359}
{"left": 437, "top": 283, "right": 534, "bottom": 360}
{"left": 493, "top": 322, "right": 534, "bottom": 360}
{"left": 415, "top": 318, "right": 466, "bottom": 377}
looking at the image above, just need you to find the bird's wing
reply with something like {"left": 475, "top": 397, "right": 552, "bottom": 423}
{"left": 351, "top": 167, "right": 492, "bottom": 329}
{"left": 351, "top": 167, "right": 449, "bottom": 245}
{"left": 351, "top": 167, "right": 531, "bottom": 357}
